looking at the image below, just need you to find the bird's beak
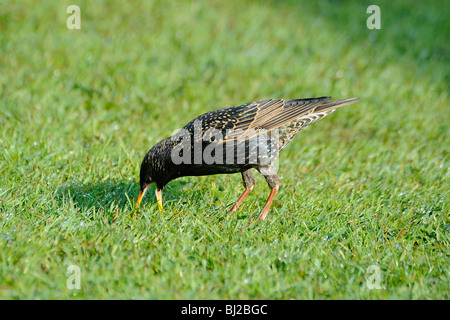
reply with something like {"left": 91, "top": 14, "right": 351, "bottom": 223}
{"left": 155, "top": 188, "right": 163, "bottom": 211}
{"left": 136, "top": 186, "right": 149, "bottom": 208}
{"left": 136, "top": 185, "right": 162, "bottom": 211}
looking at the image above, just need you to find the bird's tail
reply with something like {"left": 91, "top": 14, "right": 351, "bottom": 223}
{"left": 314, "top": 97, "right": 360, "bottom": 113}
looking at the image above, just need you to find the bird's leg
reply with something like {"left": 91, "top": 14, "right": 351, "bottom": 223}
{"left": 229, "top": 187, "right": 253, "bottom": 212}
{"left": 258, "top": 168, "right": 281, "bottom": 220}
{"left": 258, "top": 185, "right": 279, "bottom": 220}
{"left": 229, "top": 170, "right": 256, "bottom": 213}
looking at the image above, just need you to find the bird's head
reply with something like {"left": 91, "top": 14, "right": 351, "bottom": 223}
{"left": 136, "top": 139, "right": 175, "bottom": 211}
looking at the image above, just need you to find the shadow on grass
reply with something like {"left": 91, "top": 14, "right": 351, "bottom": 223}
{"left": 55, "top": 180, "right": 139, "bottom": 214}
{"left": 54, "top": 179, "right": 192, "bottom": 214}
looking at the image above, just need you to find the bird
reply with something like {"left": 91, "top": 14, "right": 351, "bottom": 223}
{"left": 136, "top": 96, "right": 359, "bottom": 220}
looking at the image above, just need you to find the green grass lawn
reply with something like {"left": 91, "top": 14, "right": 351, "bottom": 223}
{"left": 0, "top": 0, "right": 449, "bottom": 299}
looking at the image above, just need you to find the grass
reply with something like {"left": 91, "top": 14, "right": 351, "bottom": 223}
{"left": 0, "top": 0, "right": 449, "bottom": 299}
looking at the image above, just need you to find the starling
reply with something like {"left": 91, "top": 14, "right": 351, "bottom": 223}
{"left": 136, "top": 96, "right": 359, "bottom": 220}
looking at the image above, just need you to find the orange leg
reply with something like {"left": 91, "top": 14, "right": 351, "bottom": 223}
{"left": 258, "top": 186, "right": 279, "bottom": 221}
{"left": 229, "top": 186, "right": 253, "bottom": 212}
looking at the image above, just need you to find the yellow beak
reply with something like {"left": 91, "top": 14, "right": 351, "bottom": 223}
{"left": 136, "top": 186, "right": 148, "bottom": 208}
{"left": 155, "top": 188, "right": 163, "bottom": 212}
{"left": 135, "top": 186, "right": 163, "bottom": 212}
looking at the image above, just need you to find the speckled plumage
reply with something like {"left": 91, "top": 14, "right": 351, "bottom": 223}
{"left": 137, "top": 96, "right": 360, "bottom": 220}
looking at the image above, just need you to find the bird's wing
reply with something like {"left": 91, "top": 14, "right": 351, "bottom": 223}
{"left": 182, "top": 97, "right": 359, "bottom": 143}
{"left": 218, "top": 97, "right": 332, "bottom": 141}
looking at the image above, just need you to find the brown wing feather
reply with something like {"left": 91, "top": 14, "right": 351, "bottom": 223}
{"left": 221, "top": 97, "right": 332, "bottom": 141}
{"left": 182, "top": 97, "right": 359, "bottom": 143}
{"left": 256, "top": 97, "right": 332, "bottom": 129}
